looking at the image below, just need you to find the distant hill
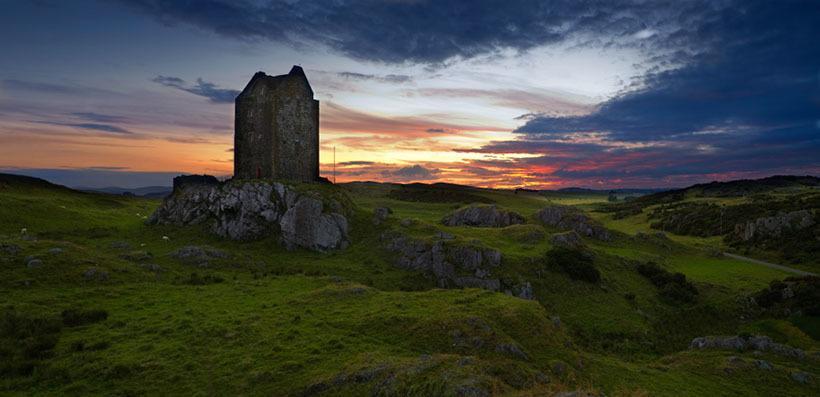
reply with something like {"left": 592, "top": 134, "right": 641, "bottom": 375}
{"left": 630, "top": 175, "right": 820, "bottom": 206}
{"left": 0, "top": 172, "right": 72, "bottom": 191}
{"left": 553, "top": 187, "right": 665, "bottom": 195}
{"left": 77, "top": 185, "right": 172, "bottom": 198}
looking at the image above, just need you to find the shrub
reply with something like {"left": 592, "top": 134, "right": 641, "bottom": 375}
{"left": 61, "top": 309, "right": 108, "bottom": 327}
{"left": 636, "top": 262, "right": 698, "bottom": 303}
{"left": 545, "top": 248, "right": 600, "bottom": 283}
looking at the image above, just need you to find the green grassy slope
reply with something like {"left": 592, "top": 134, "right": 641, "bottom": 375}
{"left": 1, "top": 175, "right": 817, "bottom": 396}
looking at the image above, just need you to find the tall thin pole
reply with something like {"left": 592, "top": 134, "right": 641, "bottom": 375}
{"left": 333, "top": 146, "right": 336, "bottom": 184}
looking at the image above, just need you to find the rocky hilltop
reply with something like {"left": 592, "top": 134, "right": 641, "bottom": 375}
{"left": 148, "top": 176, "right": 350, "bottom": 251}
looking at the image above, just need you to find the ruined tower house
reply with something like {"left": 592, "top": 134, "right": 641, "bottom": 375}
{"left": 234, "top": 66, "right": 319, "bottom": 182}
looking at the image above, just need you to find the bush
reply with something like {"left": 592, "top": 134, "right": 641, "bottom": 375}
{"left": 636, "top": 262, "right": 698, "bottom": 303}
{"left": 545, "top": 248, "right": 600, "bottom": 283}
{"left": 61, "top": 309, "right": 108, "bottom": 327}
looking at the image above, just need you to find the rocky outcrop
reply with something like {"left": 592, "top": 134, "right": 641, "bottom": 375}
{"left": 148, "top": 178, "right": 350, "bottom": 251}
{"left": 733, "top": 210, "right": 815, "bottom": 241}
{"left": 536, "top": 205, "right": 611, "bottom": 241}
{"left": 689, "top": 335, "right": 805, "bottom": 359}
{"left": 381, "top": 231, "right": 503, "bottom": 291}
{"left": 442, "top": 205, "right": 525, "bottom": 228}
{"left": 550, "top": 231, "right": 585, "bottom": 249}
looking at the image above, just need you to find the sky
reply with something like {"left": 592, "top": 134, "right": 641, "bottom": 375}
{"left": 0, "top": 0, "right": 818, "bottom": 189}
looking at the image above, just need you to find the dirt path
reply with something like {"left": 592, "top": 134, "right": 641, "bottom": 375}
{"left": 722, "top": 252, "right": 817, "bottom": 276}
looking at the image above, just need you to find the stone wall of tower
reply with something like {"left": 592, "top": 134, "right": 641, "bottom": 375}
{"left": 270, "top": 77, "right": 319, "bottom": 182}
{"left": 234, "top": 67, "right": 319, "bottom": 182}
{"left": 234, "top": 86, "right": 275, "bottom": 179}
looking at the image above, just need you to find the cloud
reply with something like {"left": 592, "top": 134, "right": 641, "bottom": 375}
{"left": 70, "top": 112, "right": 127, "bottom": 123}
{"left": 151, "top": 75, "right": 239, "bottom": 103}
{"left": 33, "top": 121, "right": 134, "bottom": 135}
{"left": 117, "top": 0, "right": 722, "bottom": 64}
{"left": 383, "top": 164, "right": 440, "bottom": 180}
{"left": 338, "top": 161, "right": 375, "bottom": 166}
{"left": 337, "top": 72, "right": 413, "bottom": 84}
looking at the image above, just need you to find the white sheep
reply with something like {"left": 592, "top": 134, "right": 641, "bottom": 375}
{"left": 162, "top": 236, "right": 170, "bottom": 242}
{"left": 20, "top": 228, "right": 27, "bottom": 234}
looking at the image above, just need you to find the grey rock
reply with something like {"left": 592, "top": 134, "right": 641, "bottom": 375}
{"left": 1, "top": 243, "right": 21, "bottom": 257}
{"left": 399, "top": 218, "right": 417, "bottom": 227}
{"left": 382, "top": 232, "right": 502, "bottom": 292}
{"left": 511, "top": 282, "right": 534, "bottom": 300}
{"left": 120, "top": 250, "right": 153, "bottom": 262}
{"left": 442, "top": 205, "right": 526, "bottom": 228}
{"left": 109, "top": 241, "right": 131, "bottom": 250}
{"left": 280, "top": 196, "right": 349, "bottom": 251}
{"left": 791, "top": 371, "right": 812, "bottom": 384}
{"left": 148, "top": 180, "right": 350, "bottom": 251}
{"left": 170, "top": 246, "right": 229, "bottom": 266}
{"left": 26, "top": 258, "right": 43, "bottom": 269}
{"left": 755, "top": 360, "right": 772, "bottom": 370}
{"left": 537, "top": 205, "right": 611, "bottom": 241}
{"left": 689, "top": 335, "right": 805, "bottom": 359}
{"left": 550, "top": 231, "right": 585, "bottom": 249}
{"left": 434, "top": 230, "right": 455, "bottom": 240}
{"left": 551, "top": 316, "right": 561, "bottom": 328}
{"left": 734, "top": 210, "right": 815, "bottom": 241}
{"left": 373, "top": 207, "right": 392, "bottom": 225}
{"left": 494, "top": 343, "right": 529, "bottom": 360}
{"left": 47, "top": 247, "right": 63, "bottom": 255}
{"left": 139, "top": 263, "right": 163, "bottom": 272}
{"left": 83, "top": 267, "right": 109, "bottom": 281}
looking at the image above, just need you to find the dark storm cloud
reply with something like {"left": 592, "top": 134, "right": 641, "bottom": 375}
{"left": 517, "top": 1, "right": 820, "bottom": 143}
{"left": 472, "top": 0, "right": 820, "bottom": 183}
{"left": 151, "top": 75, "right": 239, "bottom": 103}
{"left": 117, "top": 0, "right": 720, "bottom": 64}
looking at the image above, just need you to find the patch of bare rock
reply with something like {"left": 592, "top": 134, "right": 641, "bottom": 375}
{"left": 733, "top": 209, "right": 815, "bottom": 241}
{"left": 147, "top": 176, "right": 349, "bottom": 252}
{"left": 536, "top": 205, "right": 611, "bottom": 241}
{"left": 442, "top": 205, "right": 526, "bottom": 227}
{"left": 689, "top": 335, "right": 805, "bottom": 359}
{"left": 381, "top": 231, "right": 533, "bottom": 299}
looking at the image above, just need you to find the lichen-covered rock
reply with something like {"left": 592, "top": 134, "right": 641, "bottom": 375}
{"left": 689, "top": 335, "right": 805, "bottom": 358}
{"left": 733, "top": 210, "right": 815, "bottom": 241}
{"left": 550, "top": 231, "right": 585, "bottom": 249}
{"left": 280, "top": 196, "right": 349, "bottom": 251}
{"left": 536, "top": 205, "right": 611, "bottom": 241}
{"left": 381, "top": 231, "right": 503, "bottom": 290}
{"left": 442, "top": 205, "right": 526, "bottom": 228}
{"left": 170, "top": 246, "right": 229, "bottom": 267}
{"left": 148, "top": 178, "right": 350, "bottom": 252}
{"left": 373, "top": 207, "right": 392, "bottom": 225}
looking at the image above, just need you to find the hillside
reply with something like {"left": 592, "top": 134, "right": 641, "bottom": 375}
{"left": 597, "top": 175, "right": 820, "bottom": 271}
{"left": 1, "top": 173, "right": 818, "bottom": 395}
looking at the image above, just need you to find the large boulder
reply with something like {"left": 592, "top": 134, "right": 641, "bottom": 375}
{"left": 382, "top": 232, "right": 503, "bottom": 291}
{"left": 280, "top": 196, "right": 349, "bottom": 251}
{"left": 442, "top": 205, "right": 525, "bottom": 228}
{"left": 733, "top": 210, "right": 815, "bottom": 241}
{"left": 148, "top": 178, "right": 350, "bottom": 252}
{"left": 536, "top": 205, "right": 611, "bottom": 241}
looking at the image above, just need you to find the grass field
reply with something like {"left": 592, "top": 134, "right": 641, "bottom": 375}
{"left": 1, "top": 176, "right": 817, "bottom": 395}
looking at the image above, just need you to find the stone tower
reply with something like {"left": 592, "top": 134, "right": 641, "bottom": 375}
{"left": 234, "top": 66, "right": 319, "bottom": 182}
